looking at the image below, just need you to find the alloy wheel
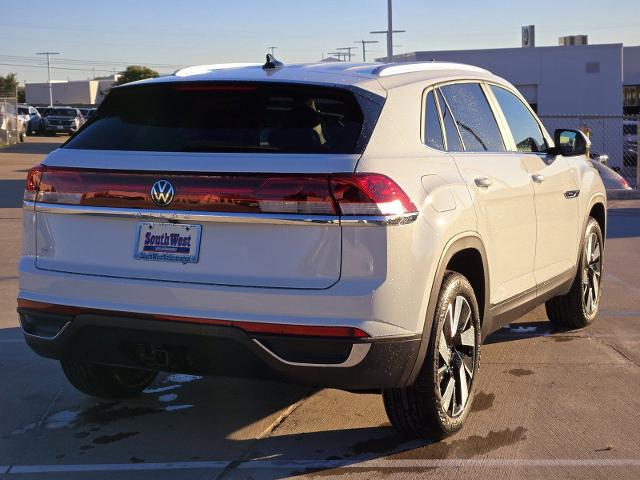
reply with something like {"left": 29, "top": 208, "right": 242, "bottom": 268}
{"left": 582, "top": 232, "right": 602, "bottom": 315}
{"left": 437, "top": 295, "right": 477, "bottom": 417}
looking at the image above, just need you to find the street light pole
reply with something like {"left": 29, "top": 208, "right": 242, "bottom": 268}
{"left": 36, "top": 52, "right": 59, "bottom": 107}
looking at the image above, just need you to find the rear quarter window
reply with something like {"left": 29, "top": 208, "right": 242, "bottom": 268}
{"left": 65, "top": 83, "right": 367, "bottom": 154}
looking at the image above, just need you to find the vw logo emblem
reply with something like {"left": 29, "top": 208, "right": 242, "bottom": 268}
{"left": 150, "top": 180, "right": 175, "bottom": 207}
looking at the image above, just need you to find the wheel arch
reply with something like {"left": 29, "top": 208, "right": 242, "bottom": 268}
{"left": 402, "top": 233, "right": 490, "bottom": 386}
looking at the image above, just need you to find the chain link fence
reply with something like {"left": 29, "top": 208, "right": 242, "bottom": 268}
{"left": 539, "top": 114, "right": 640, "bottom": 187}
{"left": 0, "top": 95, "right": 19, "bottom": 147}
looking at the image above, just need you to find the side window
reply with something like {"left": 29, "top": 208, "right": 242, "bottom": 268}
{"left": 490, "top": 85, "right": 548, "bottom": 153}
{"left": 439, "top": 83, "right": 505, "bottom": 152}
{"left": 424, "top": 90, "right": 444, "bottom": 150}
{"left": 435, "top": 89, "right": 464, "bottom": 152}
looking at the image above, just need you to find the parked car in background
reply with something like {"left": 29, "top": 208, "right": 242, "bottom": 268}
{"left": 18, "top": 105, "right": 43, "bottom": 135}
{"left": 42, "top": 107, "right": 84, "bottom": 135}
{"left": 589, "top": 158, "right": 632, "bottom": 191}
{"left": 1, "top": 102, "right": 25, "bottom": 143}
{"left": 79, "top": 108, "right": 96, "bottom": 121}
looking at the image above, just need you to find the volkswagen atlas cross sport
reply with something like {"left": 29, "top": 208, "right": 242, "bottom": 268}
{"left": 18, "top": 56, "right": 606, "bottom": 438}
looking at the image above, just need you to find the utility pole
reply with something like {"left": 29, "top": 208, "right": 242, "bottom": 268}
{"left": 355, "top": 40, "right": 379, "bottom": 62}
{"left": 328, "top": 52, "right": 345, "bottom": 61}
{"left": 36, "top": 52, "right": 59, "bottom": 107}
{"left": 267, "top": 46, "right": 277, "bottom": 56}
{"left": 370, "top": 0, "right": 405, "bottom": 62}
{"left": 336, "top": 47, "right": 356, "bottom": 62}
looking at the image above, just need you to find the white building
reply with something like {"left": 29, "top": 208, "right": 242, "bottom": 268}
{"left": 25, "top": 78, "right": 117, "bottom": 106}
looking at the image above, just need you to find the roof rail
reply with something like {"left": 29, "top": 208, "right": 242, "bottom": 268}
{"left": 174, "top": 63, "right": 261, "bottom": 77}
{"left": 374, "top": 62, "right": 490, "bottom": 77}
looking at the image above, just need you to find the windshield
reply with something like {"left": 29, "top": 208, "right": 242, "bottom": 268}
{"left": 18, "top": 107, "right": 28, "bottom": 115}
{"left": 47, "top": 109, "right": 77, "bottom": 117}
{"left": 65, "top": 82, "right": 365, "bottom": 154}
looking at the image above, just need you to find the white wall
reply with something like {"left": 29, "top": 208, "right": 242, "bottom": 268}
{"left": 25, "top": 79, "right": 116, "bottom": 106}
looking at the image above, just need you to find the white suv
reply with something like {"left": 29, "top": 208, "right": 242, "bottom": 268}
{"left": 18, "top": 57, "right": 606, "bottom": 438}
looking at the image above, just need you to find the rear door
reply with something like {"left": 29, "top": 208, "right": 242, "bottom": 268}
{"left": 33, "top": 82, "right": 374, "bottom": 289}
{"left": 434, "top": 82, "right": 537, "bottom": 305}
{"left": 488, "top": 85, "right": 579, "bottom": 285}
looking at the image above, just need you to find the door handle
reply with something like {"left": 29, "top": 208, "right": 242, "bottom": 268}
{"left": 531, "top": 174, "right": 545, "bottom": 184}
{"left": 474, "top": 177, "right": 493, "bottom": 189}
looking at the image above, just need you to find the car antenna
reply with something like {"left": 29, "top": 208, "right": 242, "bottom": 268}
{"left": 262, "top": 53, "right": 283, "bottom": 70}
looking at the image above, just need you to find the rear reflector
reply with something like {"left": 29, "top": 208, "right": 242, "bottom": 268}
{"left": 17, "top": 299, "right": 370, "bottom": 338}
{"left": 24, "top": 166, "right": 417, "bottom": 217}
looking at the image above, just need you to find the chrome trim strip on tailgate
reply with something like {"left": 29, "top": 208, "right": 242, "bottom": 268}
{"left": 26, "top": 201, "right": 418, "bottom": 227}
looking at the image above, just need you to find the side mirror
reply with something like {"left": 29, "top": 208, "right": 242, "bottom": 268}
{"left": 551, "top": 129, "right": 591, "bottom": 157}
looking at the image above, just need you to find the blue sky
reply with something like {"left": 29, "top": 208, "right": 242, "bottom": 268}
{"left": 2, "top": 0, "right": 639, "bottom": 83}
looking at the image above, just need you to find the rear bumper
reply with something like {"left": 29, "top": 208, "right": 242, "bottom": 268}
{"left": 18, "top": 306, "right": 421, "bottom": 390}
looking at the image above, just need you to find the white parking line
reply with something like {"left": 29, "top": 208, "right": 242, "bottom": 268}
{"left": 6, "top": 458, "right": 640, "bottom": 474}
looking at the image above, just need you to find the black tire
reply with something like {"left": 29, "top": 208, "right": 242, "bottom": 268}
{"left": 545, "top": 217, "right": 603, "bottom": 329}
{"left": 383, "top": 271, "right": 481, "bottom": 439}
{"left": 61, "top": 360, "right": 158, "bottom": 398}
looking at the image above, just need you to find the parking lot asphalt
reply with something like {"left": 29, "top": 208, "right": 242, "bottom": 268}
{"left": 1, "top": 136, "right": 640, "bottom": 480}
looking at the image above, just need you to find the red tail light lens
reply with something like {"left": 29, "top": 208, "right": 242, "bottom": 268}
{"left": 26, "top": 167, "right": 416, "bottom": 217}
{"left": 24, "top": 164, "right": 44, "bottom": 202}
{"left": 330, "top": 173, "right": 417, "bottom": 216}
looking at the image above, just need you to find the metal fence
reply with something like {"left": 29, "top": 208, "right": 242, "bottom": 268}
{"left": 0, "top": 96, "right": 19, "bottom": 147}
{"left": 539, "top": 114, "right": 640, "bottom": 187}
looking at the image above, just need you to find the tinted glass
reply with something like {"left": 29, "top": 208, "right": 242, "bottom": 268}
{"left": 47, "top": 108, "right": 77, "bottom": 117}
{"left": 491, "top": 86, "right": 547, "bottom": 153}
{"left": 424, "top": 90, "right": 444, "bottom": 150}
{"left": 18, "top": 107, "right": 28, "bottom": 115}
{"left": 440, "top": 83, "right": 505, "bottom": 152}
{"left": 65, "top": 83, "right": 365, "bottom": 154}
{"left": 435, "top": 89, "right": 464, "bottom": 152}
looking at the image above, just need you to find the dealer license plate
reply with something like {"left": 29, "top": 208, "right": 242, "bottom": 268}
{"left": 134, "top": 222, "right": 201, "bottom": 264}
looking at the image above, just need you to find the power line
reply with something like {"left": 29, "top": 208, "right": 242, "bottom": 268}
{"left": 0, "top": 54, "right": 186, "bottom": 69}
{"left": 0, "top": 61, "right": 116, "bottom": 73}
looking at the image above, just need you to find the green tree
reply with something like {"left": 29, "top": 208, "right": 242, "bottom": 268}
{"left": 0, "top": 73, "right": 19, "bottom": 95}
{"left": 115, "top": 65, "right": 159, "bottom": 85}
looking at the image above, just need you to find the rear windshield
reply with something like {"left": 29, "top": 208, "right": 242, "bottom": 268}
{"left": 65, "top": 82, "right": 366, "bottom": 154}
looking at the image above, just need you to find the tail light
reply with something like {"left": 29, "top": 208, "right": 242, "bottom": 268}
{"left": 620, "top": 178, "right": 630, "bottom": 190}
{"left": 330, "top": 173, "right": 417, "bottom": 216}
{"left": 24, "top": 164, "right": 43, "bottom": 202}
{"left": 23, "top": 166, "right": 417, "bottom": 217}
